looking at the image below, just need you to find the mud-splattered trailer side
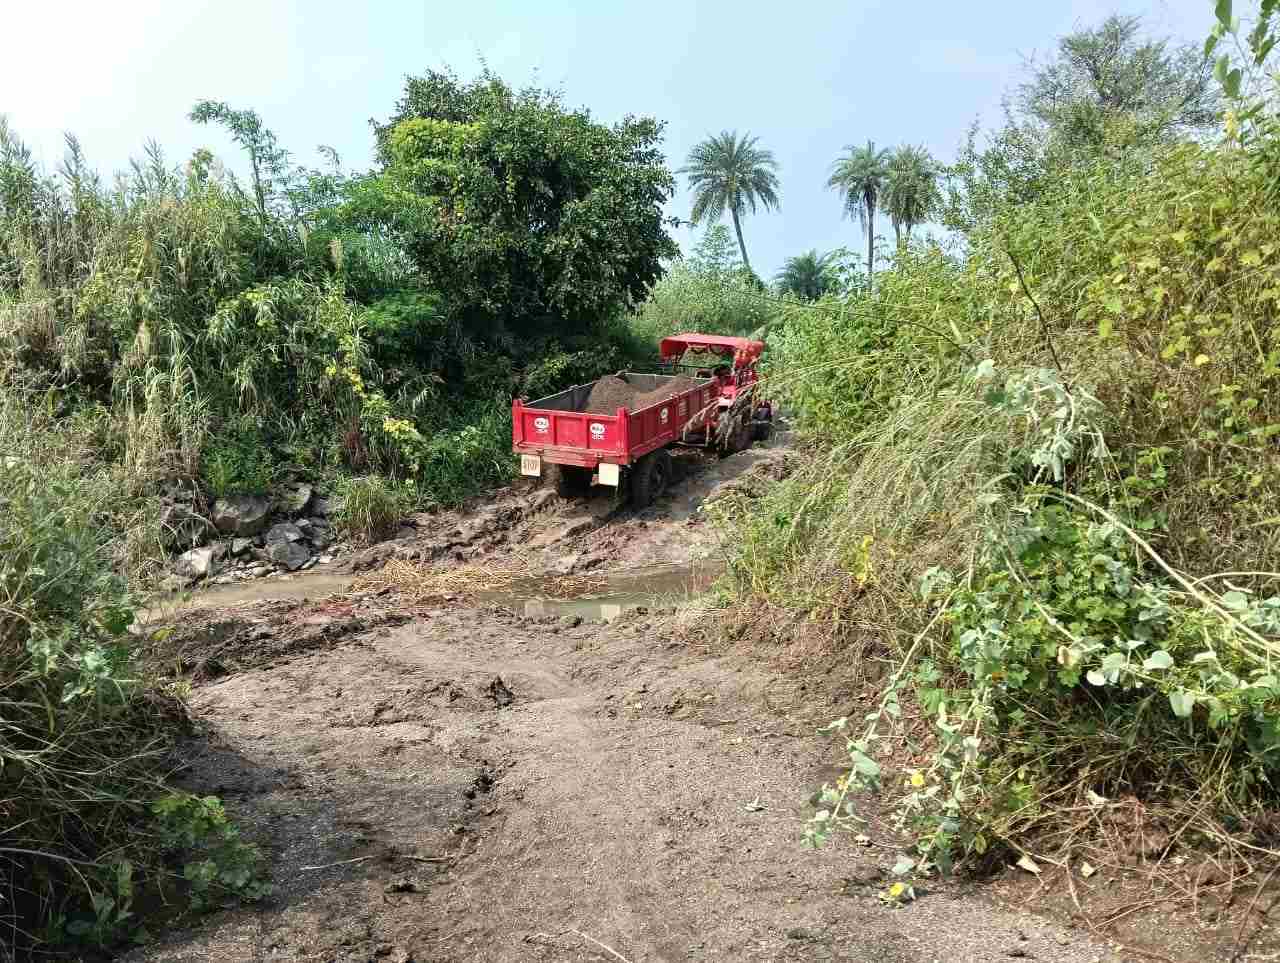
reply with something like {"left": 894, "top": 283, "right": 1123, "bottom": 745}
{"left": 513, "top": 373, "right": 716, "bottom": 504}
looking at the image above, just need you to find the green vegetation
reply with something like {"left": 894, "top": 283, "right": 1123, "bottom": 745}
{"left": 774, "top": 250, "right": 837, "bottom": 302}
{"left": 334, "top": 474, "right": 412, "bottom": 542}
{"left": 0, "top": 390, "right": 268, "bottom": 951}
{"left": 0, "top": 68, "right": 678, "bottom": 952}
{"left": 711, "top": 0, "right": 1280, "bottom": 893}
{"left": 882, "top": 145, "right": 939, "bottom": 249}
{"left": 827, "top": 140, "right": 890, "bottom": 277}
{"left": 5, "top": 0, "right": 1278, "bottom": 947}
{"left": 632, "top": 225, "right": 780, "bottom": 342}
{"left": 679, "top": 130, "right": 780, "bottom": 274}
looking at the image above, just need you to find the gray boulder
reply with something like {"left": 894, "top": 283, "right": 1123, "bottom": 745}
{"left": 212, "top": 495, "right": 271, "bottom": 536}
{"left": 230, "top": 537, "right": 254, "bottom": 556}
{"left": 174, "top": 546, "right": 216, "bottom": 581}
{"left": 265, "top": 522, "right": 305, "bottom": 546}
{"left": 281, "top": 483, "right": 313, "bottom": 515}
{"left": 267, "top": 539, "right": 311, "bottom": 572}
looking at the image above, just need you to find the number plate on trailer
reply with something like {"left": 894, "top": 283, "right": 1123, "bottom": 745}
{"left": 597, "top": 462, "right": 620, "bottom": 487}
{"left": 520, "top": 455, "right": 541, "bottom": 477}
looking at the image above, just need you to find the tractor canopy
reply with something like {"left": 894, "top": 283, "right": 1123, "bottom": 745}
{"left": 658, "top": 333, "right": 765, "bottom": 368}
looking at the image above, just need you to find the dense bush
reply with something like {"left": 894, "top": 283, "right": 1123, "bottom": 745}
{"left": 0, "top": 392, "right": 266, "bottom": 954}
{"left": 631, "top": 226, "right": 779, "bottom": 344}
{"left": 717, "top": 30, "right": 1280, "bottom": 883}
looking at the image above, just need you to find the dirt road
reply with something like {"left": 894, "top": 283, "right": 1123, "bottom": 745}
{"left": 131, "top": 441, "right": 1125, "bottom": 963}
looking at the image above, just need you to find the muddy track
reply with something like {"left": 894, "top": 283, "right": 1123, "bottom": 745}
{"left": 129, "top": 432, "right": 1128, "bottom": 963}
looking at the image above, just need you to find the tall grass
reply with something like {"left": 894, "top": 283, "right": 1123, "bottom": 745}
{"left": 719, "top": 133, "right": 1280, "bottom": 872}
{"left": 0, "top": 386, "right": 175, "bottom": 952}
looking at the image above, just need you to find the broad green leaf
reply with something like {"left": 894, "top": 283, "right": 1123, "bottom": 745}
{"left": 851, "top": 750, "right": 880, "bottom": 778}
{"left": 1226, "top": 68, "right": 1243, "bottom": 99}
{"left": 1221, "top": 590, "right": 1250, "bottom": 611}
{"left": 1216, "top": 0, "right": 1233, "bottom": 27}
{"left": 1143, "top": 650, "right": 1174, "bottom": 671}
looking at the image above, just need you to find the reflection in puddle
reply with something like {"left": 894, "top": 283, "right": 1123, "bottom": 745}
{"left": 475, "top": 562, "right": 718, "bottom": 622}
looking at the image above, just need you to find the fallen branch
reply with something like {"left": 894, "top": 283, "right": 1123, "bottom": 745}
{"left": 299, "top": 855, "right": 373, "bottom": 871}
{"left": 570, "top": 928, "right": 634, "bottom": 963}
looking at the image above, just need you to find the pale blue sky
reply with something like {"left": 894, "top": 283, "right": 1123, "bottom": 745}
{"left": 3, "top": 0, "right": 1213, "bottom": 278}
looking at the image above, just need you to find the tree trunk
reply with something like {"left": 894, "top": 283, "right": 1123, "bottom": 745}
{"left": 865, "top": 199, "right": 876, "bottom": 279}
{"left": 730, "top": 207, "right": 752, "bottom": 274}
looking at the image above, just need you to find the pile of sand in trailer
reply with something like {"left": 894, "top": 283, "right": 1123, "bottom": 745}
{"left": 581, "top": 375, "right": 701, "bottom": 414}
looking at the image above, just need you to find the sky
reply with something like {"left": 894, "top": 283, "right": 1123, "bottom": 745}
{"left": 2, "top": 0, "right": 1216, "bottom": 279}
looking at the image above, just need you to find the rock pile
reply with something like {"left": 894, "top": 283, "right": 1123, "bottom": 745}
{"left": 167, "top": 481, "right": 343, "bottom": 588}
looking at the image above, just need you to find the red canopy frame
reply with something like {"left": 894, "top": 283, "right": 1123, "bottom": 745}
{"left": 658, "top": 333, "right": 765, "bottom": 368}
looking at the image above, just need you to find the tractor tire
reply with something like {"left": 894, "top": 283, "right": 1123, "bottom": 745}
{"left": 630, "top": 448, "right": 672, "bottom": 509}
{"left": 546, "top": 463, "right": 591, "bottom": 498}
{"left": 718, "top": 413, "right": 753, "bottom": 457}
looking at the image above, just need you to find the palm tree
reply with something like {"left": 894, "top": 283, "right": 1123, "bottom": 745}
{"left": 827, "top": 140, "right": 890, "bottom": 278}
{"left": 679, "top": 131, "right": 780, "bottom": 274}
{"left": 883, "top": 145, "right": 940, "bottom": 248}
{"left": 775, "top": 250, "right": 835, "bottom": 301}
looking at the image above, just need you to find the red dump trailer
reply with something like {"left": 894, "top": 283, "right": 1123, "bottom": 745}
{"left": 512, "top": 333, "right": 771, "bottom": 507}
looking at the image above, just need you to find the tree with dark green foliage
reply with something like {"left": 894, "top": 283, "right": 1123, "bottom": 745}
{"left": 678, "top": 130, "right": 780, "bottom": 274}
{"left": 347, "top": 69, "right": 679, "bottom": 337}
{"left": 883, "top": 145, "right": 939, "bottom": 248}
{"left": 775, "top": 250, "right": 836, "bottom": 301}
{"left": 827, "top": 140, "right": 890, "bottom": 278}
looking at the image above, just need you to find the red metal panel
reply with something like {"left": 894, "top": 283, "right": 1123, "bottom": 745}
{"left": 523, "top": 410, "right": 555, "bottom": 444}
{"left": 514, "top": 379, "right": 714, "bottom": 470}
{"left": 555, "top": 415, "right": 586, "bottom": 449}
{"left": 584, "top": 413, "right": 621, "bottom": 452}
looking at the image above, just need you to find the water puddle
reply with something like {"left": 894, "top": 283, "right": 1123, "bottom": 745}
{"left": 476, "top": 561, "right": 718, "bottom": 622}
{"left": 137, "top": 567, "right": 355, "bottom": 626}
{"left": 138, "top": 561, "right": 719, "bottom": 626}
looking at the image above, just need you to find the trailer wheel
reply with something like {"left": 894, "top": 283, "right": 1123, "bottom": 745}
{"left": 630, "top": 449, "right": 672, "bottom": 509}
{"left": 546, "top": 463, "right": 591, "bottom": 498}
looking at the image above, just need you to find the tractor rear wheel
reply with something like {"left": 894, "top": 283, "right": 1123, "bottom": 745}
{"left": 546, "top": 463, "right": 591, "bottom": 498}
{"left": 718, "top": 412, "right": 753, "bottom": 457}
{"left": 630, "top": 449, "right": 672, "bottom": 509}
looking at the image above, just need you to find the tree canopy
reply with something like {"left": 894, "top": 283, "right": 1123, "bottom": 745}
{"left": 883, "top": 145, "right": 939, "bottom": 247}
{"left": 345, "top": 70, "right": 679, "bottom": 335}
{"left": 1016, "top": 15, "right": 1219, "bottom": 150}
{"left": 828, "top": 140, "right": 890, "bottom": 277}
{"left": 679, "top": 130, "right": 780, "bottom": 273}
{"left": 775, "top": 250, "right": 836, "bottom": 301}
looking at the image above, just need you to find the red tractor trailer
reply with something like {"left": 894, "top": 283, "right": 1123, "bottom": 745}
{"left": 512, "top": 333, "right": 773, "bottom": 507}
